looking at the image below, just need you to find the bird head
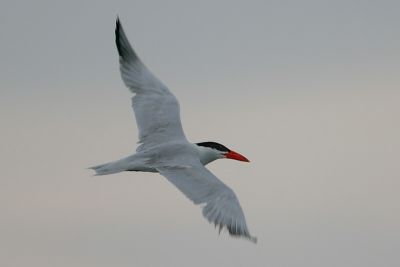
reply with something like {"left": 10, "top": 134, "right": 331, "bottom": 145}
{"left": 195, "top": 142, "right": 250, "bottom": 165}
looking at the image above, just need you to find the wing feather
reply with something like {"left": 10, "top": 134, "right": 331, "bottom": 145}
{"left": 157, "top": 164, "right": 257, "bottom": 243}
{"left": 115, "top": 18, "right": 187, "bottom": 150}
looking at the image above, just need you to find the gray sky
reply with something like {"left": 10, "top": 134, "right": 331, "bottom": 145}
{"left": 1, "top": 0, "right": 399, "bottom": 266}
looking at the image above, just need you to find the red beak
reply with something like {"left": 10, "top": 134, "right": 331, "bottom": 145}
{"left": 224, "top": 150, "right": 250, "bottom": 162}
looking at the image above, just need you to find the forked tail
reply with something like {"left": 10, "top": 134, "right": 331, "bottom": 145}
{"left": 88, "top": 162, "right": 124, "bottom": 175}
{"left": 89, "top": 154, "right": 151, "bottom": 175}
{"left": 89, "top": 156, "right": 133, "bottom": 175}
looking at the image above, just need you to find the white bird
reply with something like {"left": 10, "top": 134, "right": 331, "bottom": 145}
{"left": 90, "top": 18, "right": 257, "bottom": 243}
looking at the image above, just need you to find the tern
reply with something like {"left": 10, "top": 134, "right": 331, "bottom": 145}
{"left": 90, "top": 18, "right": 257, "bottom": 243}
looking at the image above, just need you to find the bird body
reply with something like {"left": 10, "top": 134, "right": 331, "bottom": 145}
{"left": 91, "top": 142, "right": 193, "bottom": 174}
{"left": 90, "top": 18, "right": 256, "bottom": 243}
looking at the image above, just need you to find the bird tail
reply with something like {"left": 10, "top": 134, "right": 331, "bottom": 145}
{"left": 89, "top": 155, "right": 136, "bottom": 175}
{"left": 89, "top": 153, "right": 152, "bottom": 175}
{"left": 89, "top": 161, "right": 124, "bottom": 175}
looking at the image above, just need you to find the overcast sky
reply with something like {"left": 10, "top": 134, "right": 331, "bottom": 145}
{"left": 1, "top": 0, "right": 399, "bottom": 266}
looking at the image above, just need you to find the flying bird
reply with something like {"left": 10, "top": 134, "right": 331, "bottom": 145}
{"left": 90, "top": 18, "right": 256, "bottom": 243}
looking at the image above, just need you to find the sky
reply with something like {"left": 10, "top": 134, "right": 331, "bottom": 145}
{"left": 1, "top": 0, "right": 399, "bottom": 266}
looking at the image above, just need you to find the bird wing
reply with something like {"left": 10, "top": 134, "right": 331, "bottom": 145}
{"left": 157, "top": 162, "right": 257, "bottom": 243}
{"left": 115, "top": 18, "right": 187, "bottom": 151}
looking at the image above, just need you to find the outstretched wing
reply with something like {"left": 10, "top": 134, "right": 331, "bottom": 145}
{"left": 115, "top": 18, "right": 187, "bottom": 151}
{"left": 157, "top": 163, "right": 257, "bottom": 243}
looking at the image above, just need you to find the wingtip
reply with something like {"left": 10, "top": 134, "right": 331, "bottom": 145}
{"left": 230, "top": 232, "right": 258, "bottom": 244}
{"left": 114, "top": 17, "right": 139, "bottom": 62}
{"left": 115, "top": 17, "right": 121, "bottom": 34}
{"left": 238, "top": 232, "right": 257, "bottom": 244}
{"left": 248, "top": 235, "right": 258, "bottom": 244}
{"left": 115, "top": 17, "right": 123, "bottom": 57}
{"left": 116, "top": 16, "right": 121, "bottom": 28}
{"left": 215, "top": 222, "right": 257, "bottom": 243}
